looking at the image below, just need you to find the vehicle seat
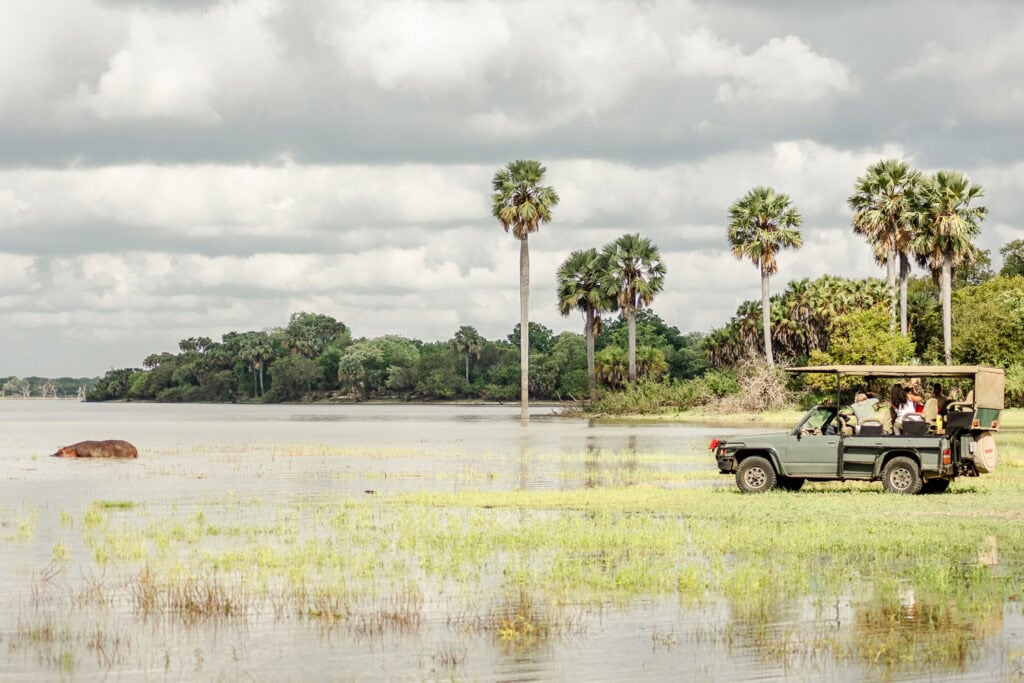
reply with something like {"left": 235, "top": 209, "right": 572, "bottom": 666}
{"left": 859, "top": 420, "right": 883, "bottom": 436}
{"left": 901, "top": 413, "right": 928, "bottom": 436}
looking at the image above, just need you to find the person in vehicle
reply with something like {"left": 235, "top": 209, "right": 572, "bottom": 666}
{"left": 905, "top": 382, "right": 924, "bottom": 411}
{"left": 890, "top": 383, "right": 916, "bottom": 435}
{"left": 851, "top": 391, "right": 880, "bottom": 433}
{"left": 922, "top": 383, "right": 947, "bottom": 425}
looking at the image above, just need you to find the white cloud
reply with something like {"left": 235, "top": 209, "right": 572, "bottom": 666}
{"left": 675, "top": 30, "right": 858, "bottom": 104}
{"left": 328, "top": 0, "right": 511, "bottom": 92}
{"left": 71, "top": 0, "right": 287, "bottom": 124}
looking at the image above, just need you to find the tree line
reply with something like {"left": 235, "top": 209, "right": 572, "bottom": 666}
{"left": 84, "top": 310, "right": 707, "bottom": 403}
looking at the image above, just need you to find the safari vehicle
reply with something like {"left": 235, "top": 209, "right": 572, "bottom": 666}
{"left": 712, "top": 365, "right": 1004, "bottom": 494}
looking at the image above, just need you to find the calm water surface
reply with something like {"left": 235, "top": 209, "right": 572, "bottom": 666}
{"left": 0, "top": 401, "right": 1019, "bottom": 681}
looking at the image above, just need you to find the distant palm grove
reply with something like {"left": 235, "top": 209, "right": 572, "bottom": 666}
{"left": 5, "top": 158, "right": 1024, "bottom": 408}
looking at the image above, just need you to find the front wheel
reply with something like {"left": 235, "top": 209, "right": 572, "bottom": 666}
{"left": 736, "top": 456, "right": 777, "bottom": 494}
{"left": 921, "top": 478, "right": 951, "bottom": 494}
{"left": 882, "top": 456, "right": 923, "bottom": 495}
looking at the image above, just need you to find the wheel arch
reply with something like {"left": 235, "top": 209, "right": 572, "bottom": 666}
{"left": 874, "top": 449, "right": 921, "bottom": 478}
{"left": 734, "top": 448, "right": 783, "bottom": 476}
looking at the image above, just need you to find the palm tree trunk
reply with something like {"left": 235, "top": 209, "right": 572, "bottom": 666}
{"left": 761, "top": 265, "right": 774, "bottom": 366}
{"left": 520, "top": 236, "right": 530, "bottom": 425}
{"left": 887, "top": 249, "right": 897, "bottom": 333}
{"left": 942, "top": 256, "right": 952, "bottom": 364}
{"left": 586, "top": 308, "right": 596, "bottom": 400}
{"left": 464, "top": 354, "right": 470, "bottom": 385}
{"left": 252, "top": 366, "right": 258, "bottom": 398}
{"left": 899, "top": 252, "right": 910, "bottom": 337}
{"left": 627, "top": 309, "right": 637, "bottom": 383}
{"left": 258, "top": 363, "right": 265, "bottom": 397}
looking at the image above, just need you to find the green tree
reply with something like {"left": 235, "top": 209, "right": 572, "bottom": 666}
{"left": 848, "top": 159, "right": 922, "bottom": 335}
{"left": 491, "top": 159, "right": 560, "bottom": 424}
{"left": 951, "top": 275, "right": 1024, "bottom": 366}
{"left": 813, "top": 308, "right": 916, "bottom": 365}
{"left": 999, "top": 239, "right": 1024, "bottom": 277}
{"left": 912, "top": 171, "right": 987, "bottom": 364}
{"left": 727, "top": 187, "right": 803, "bottom": 366}
{"left": 602, "top": 233, "right": 667, "bottom": 383}
{"left": 449, "top": 325, "right": 484, "bottom": 385}
{"left": 557, "top": 248, "right": 616, "bottom": 398}
{"left": 953, "top": 248, "right": 994, "bottom": 287}
{"left": 507, "top": 322, "right": 555, "bottom": 355}
{"left": 268, "top": 355, "right": 323, "bottom": 401}
{"left": 284, "top": 312, "right": 348, "bottom": 359}
{"left": 337, "top": 336, "right": 420, "bottom": 399}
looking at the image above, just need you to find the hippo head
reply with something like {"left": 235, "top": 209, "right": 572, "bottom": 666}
{"left": 50, "top": 446, "right": 77, "bottom": 458}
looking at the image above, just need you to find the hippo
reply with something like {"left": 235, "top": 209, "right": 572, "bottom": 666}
{"left": 51, "top": 440, "right": 138, "bottom": 459}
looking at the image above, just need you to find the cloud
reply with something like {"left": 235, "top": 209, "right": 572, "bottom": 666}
{"left": 69, "top": 0, "right": 287, "bottom": 124}
{"left": 675, "top": 31, "right": 858, "bottom": 104}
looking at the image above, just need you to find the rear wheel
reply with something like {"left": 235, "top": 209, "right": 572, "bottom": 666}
{"left": 777, "top": 475, "right": 805, "bottom": 492}
{"left": 736, "top": 456, "right": 777, "bottom": 494}
{"left": 921, "top": 478, "right": 951, "bottom": 494}
{"left": 882, "top": 456, "right": 923, "bottom": 495}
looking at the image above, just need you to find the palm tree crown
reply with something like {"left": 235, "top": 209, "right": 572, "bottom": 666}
{"left": 602, "top": 234, "right": 666, "bottom": 383}
{"left": 557, "top": 248, "right": 616, "bottom": 398}
{"left": 848, "top": 159, "right": 922, "bottom": 335}
{"left": 491, "top": 160, "right": 560, "bottom": 241}
{"left": 727, "top": 186, "right": 803, "bottom": 366}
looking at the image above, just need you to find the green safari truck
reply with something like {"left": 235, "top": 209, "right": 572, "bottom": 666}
{"left": 712, "top": 365, "right": 1004, "bottom": 494}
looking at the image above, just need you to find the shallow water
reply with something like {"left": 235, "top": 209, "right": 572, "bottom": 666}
{"left": 0, "top": 400, "right": 1021, "bottom": 681}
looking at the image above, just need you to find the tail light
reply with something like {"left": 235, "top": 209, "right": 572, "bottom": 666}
{"left": 972, "top": 419, "right": 980, "bottom": 428}
{"left": 710, "top": 439, "right": 720, "bottom": 451}
{"left": 943, "top": 447, "right": 951, "bottom": 465}
{"left": 992, "top": 420, "right": 998, "bottom": 429}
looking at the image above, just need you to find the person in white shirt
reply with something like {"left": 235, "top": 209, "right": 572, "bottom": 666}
{"left": 890, "top": 384, "right": 916, "bottom": 434}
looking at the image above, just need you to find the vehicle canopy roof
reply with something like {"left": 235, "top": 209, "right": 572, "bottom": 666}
{"left": 786, "top": 364, "right": 1004, "bottom": 409}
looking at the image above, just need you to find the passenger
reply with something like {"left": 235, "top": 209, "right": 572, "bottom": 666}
{"left": 932, "top": 384, "right": 947, "bottom": 416}
{"left": 905, "top": 382, "right": 924, "bottom": 412}
{"left": 851, "top": 391, "right": 880, "bottom": 430}
{"left": 922, "top": 383, "right": 947, "bottom": 424}
{"left": 890, "top": 384, "right": 916, "bottom": 435}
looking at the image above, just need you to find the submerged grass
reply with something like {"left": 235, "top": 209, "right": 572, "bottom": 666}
{"left": 16, "top": 431, "right": 1024, "bottom": 677}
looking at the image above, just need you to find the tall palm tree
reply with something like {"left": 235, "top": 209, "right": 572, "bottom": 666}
{"left": 450, "top": 325, "right": 484, "bottom": 385}
{"left": 848, "top": 159, "right": 922, "bottom": 335}
{"left": 727, "top": 186, "right": 803, "bottom": 366}
{"left": 491, "top": 160, "right": 560, "bottom": 424}
{"left": 912, "top": 171, "right": 987, "bottom": 364}
{"left": 601, "top": 234, "right": 667, "bottom": 383}
{"left": 557, "top": 248, "right": 616, "bottom": 399}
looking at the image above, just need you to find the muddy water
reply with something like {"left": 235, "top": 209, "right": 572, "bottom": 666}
{"left": 0, "top": 401, "right": 1020, "bottom": 681}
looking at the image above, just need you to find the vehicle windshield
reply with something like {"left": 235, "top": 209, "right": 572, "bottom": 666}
{"left": 793, "top": 406, "right": 838, "bottom": 434}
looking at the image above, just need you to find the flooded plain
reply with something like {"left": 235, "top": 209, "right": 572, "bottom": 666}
{"left": 1, "top": 400, "right": 1022, "bottom": 681}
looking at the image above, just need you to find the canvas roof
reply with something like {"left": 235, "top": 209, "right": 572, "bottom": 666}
{"left": 785, "top": 365, "right": 1004, "bottom": 378}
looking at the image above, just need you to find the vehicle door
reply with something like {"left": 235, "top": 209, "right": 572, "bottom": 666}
{"left": 781, "top": 407, "right": 841, "bottom": 477}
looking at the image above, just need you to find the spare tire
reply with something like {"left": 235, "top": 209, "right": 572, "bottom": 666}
{"left": 974, "top": 432, "right": 998, "bottom": 473}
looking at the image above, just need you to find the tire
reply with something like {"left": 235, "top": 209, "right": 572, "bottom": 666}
{"left": 736, "top": 456, "right": 777, "bottom": 493}
{"left": 777, "top": 475, "right": 805, "bottom": 492}
{"left": 921, "top": 478, "right": 951, "bottom": 494}
{"left": 882, "top": 456, "right": 923, "bottom": 495}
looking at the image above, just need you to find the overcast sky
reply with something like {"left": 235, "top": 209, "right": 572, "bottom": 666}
{"left": 2, "top": 0, "right": 1024, "bottom": 377}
